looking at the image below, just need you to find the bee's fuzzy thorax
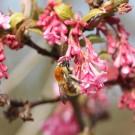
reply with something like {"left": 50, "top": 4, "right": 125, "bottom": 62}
{"left": 54, "top": 66, "right": 68, "bottom": 82}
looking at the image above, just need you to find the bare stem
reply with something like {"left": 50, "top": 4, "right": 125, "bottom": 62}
{"left": 24, "top": 36, "right": 59, "bottom": 59}
{"left": 70, "top": 96, "right": 85, "bottom": 132}
{"left": 9, "top": 97, "right": 61, "bottom": 108}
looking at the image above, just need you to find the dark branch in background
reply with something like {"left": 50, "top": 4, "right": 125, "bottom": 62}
{"left": 30, "top": 97, "right": 61, "bottom": 107}
{"left": 70, "top": 96, "right": 85, "bottom": 131}
{"left": 0, "top": 94, "right": 60, "bottom": 122}
{"left": 24, "top": 36, "right": 59, "bottom": 59}
{"left": 8, "top": 97, "right": 61, "bottom": 108}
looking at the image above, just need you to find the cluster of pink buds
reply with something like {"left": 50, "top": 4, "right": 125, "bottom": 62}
{"left": 3, "top": 34, "right": 24, "bottom": 50}
{"left": 119, "top": 90, "right": 135, "bottom": 111}
{"left": 37, "top": 1, "right": 68, "bottom": 45}
{"left": 0, "top": 12, "right": 11, "bottom": 79}
{"left": 99, "top": 16, "right": 135, "bottom": 77}
{"left": 117, "top": 3, "right": 132, "bottom": 14}
{"left": 41, "top": 103, "right": 79, "bottom": 135}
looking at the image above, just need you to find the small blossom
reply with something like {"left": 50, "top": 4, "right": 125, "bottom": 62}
{"left": 119, "top": 90, "right": 135, "bottom": 110}
{"left": 41, "top": 103, "right": 79, "bottom": 135}
{"left": 0, "top": 38, "right": 4, "bottom": 51}
{"left": 0, "top": 50, "right": 6, "bottom": 62}
{"left": 105, "top": 58, "right": 118, "bottom": 81}
{"left": 65, "top": 12, "right": 87, "bottom": 36}
{"left": 0, "top": 62, "right": 8, "bottom": 79}
{"left": 37, "top": 1, "right": 68, "bottom": 45}
{"left": 98, "top": 23, "right": 116, "bottom": 54}
{"left": 3, "top": 34, "right": 24, "bottom": 50}
{"left": 0, "top": 39, "right": 8, "bottom": 79}
{"left": 117, "top": 3, "right": 132, "bottom": 14}
{"left": 0, "top": 12, "right": 10, "bottom": 30}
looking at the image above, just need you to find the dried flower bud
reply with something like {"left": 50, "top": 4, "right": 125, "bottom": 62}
{"left": 0, "top": 94, "right": 10, "bottom": 106}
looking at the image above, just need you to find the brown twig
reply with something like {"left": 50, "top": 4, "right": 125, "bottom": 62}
{"left": 0, "top": 94, "right": 61, "bottom": 122}
{"left": 9, "top": 97, "right": 61, "bottom": 108}
{"left": 24, "top": 36, "right": 59, "bottom": 59}
{"left": 30, "top": 97, "right": 61, "bottom": 108}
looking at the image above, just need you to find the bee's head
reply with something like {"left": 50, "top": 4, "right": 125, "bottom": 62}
{"left": 58, "top": 61, "right": 70, "bottom": 68}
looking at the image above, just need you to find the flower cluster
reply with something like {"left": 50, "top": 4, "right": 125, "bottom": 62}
{"left": 113, "top": 23, "right": 135, "bottom": 76}
{"left": 99, "top": 16, "right": 135, "bottom": 77}
{"left": 3, "top": 34, "right": 24, "bottom": 50}
{"left": 41, "top": 103, "right": 79, "bottom": 135}
{"left": 0, "top": 12, "right": 24, "bottom": 79}
{"left": 119, "top": 90, "right": 135, "bottom": 111}
{"left": 57, "top": 12, "right": 107, "bottom": 94}
{"left": 0, "top": 12, "right": 11, "bottom": 79}
{"left": 37, "top": 1, "right": 68, "bottom": 45}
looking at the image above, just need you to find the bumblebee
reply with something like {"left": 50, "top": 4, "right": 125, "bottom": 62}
{"left": 54, "top": 61, "right": 81, "bottom": 104}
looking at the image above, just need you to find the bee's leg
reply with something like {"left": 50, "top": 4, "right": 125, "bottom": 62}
{"left": 70, "top": 75, "right": 82, "bottom": 84}
{"left": 67, "top": 67, "right": 73, "bottom": 74}
{"left": 61, "top": 94, "right": 68, "bottom": 104}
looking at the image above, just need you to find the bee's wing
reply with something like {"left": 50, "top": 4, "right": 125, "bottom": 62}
{"left": 58, "top": 84, "right": 68, "bottom": 104}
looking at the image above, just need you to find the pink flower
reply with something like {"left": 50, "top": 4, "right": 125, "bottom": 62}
{"left": 41, "top": 103, "right": 79, "bottom": 135}
{"left": 0, "top": 50, "right": 6, "bottom": 62}
{"left": 119, "top": 90, "right": 135, "bottom": 110}
{"left": 0, "top": 52, "right": 8, "bottom": 80}
{"left": 58, "top": 34, "right": 107, "bottom": 94}
{"left": 0, "top": 38, "right": 4, "bottom": 51}
{"left": 58, "top": 32, "right": 81, "bottom": 62}
{"left": 0, "top": 12, "right": 10, "bottom": 30}
{"left": 75, "top": 37, "right": 107, "bottom": 94}
{"left": 105, "top": 58, "right": 118, "bottom": 81}
{"left": 0, "top": 39, "right": 8, "bottom": 79}
{"left": 0, "top": 62, "right": 8, "bottom": 79}
{"left": 87, "top": 92, "right": 108, "bottom": 114}
{"left": 65, "top": 12, "right": 87, "bottom": 36}
{"left": 3, "top": 34, "right": 24, "bottom": 50}
{"left": 98, "top": 23, "right": 116, "bottom": 54}
{"left": 59, "top": 35, "right": 107, "bottom": 94}
{"left": 113, "top": 24, "right": 135, "bottom": 76}
{"left": 117, "top": 3, "right": 132, "bottom": 14}
{"left": 37, "top": 1, "right": 68, "bottom": 45}
{"left": 99, "top": 16, "right": 135, "bottom": 77}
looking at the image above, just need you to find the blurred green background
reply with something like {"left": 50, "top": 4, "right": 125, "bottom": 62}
{"left": 0, "top": 0, "right": 135, "bottom": 135}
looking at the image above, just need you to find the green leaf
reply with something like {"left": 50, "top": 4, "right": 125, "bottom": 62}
{"left": 10, "top": 12, "right": 25, "bottom": 28}
{"left": 27, "top": 27, "right": 43, "bottom": 35}
{"left": 54, "top": 3, "right": 74, "bottom": 20}
{"left": 82, "top": 8, "right": 105, "bottom": 22}
{"left": 80, "top": 35, "right": 105, "bottom": 47}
